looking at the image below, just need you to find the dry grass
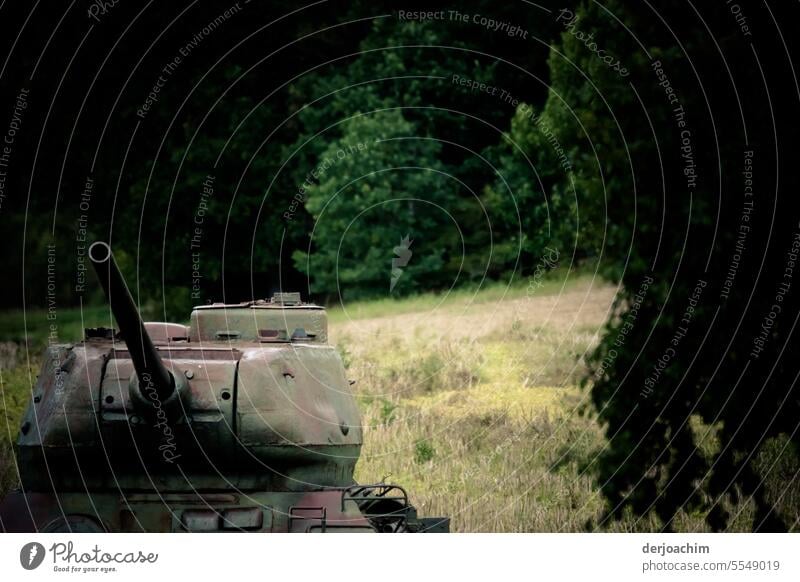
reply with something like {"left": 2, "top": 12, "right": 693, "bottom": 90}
{"left": 334, "top": 277, "right": 794, "bottom": 532}
{"left": 335, "top": 277, "right": 630, "bottom": 531}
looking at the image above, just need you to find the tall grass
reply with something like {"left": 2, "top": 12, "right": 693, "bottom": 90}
{"left": 0, "top": 361, "right": 35, "bottom": 496}
{"left": 334, "top": 277, "right": 799, "bottom": 531}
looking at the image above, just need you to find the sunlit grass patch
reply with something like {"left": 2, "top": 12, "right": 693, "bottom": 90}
{"left": 327, "top": 267, "right": 596, "bottom": 324}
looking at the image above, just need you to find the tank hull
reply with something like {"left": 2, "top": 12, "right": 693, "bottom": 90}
{"left": 0, "top": 488, "right": 449, "bottom": 533}
{"left": 0, "top": 489, "right": 371, "bottom": 532}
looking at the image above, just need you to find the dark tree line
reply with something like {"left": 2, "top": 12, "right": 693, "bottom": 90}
{"left": 0, "top": 0, "right": 571, "bottom": 312}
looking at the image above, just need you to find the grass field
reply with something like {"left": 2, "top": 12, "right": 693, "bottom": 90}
{"left": 1, "top": 271, "right": 796, "bottom": 531}
{"left": 336, "top": 273, "right": 663, "bottom": 532}
{"left": 335, "top": 275, "right": 799, "bottom": 531}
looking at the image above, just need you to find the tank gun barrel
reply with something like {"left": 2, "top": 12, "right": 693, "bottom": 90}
{"left": 89, "top": 241, "right": 175, "bottom": 402}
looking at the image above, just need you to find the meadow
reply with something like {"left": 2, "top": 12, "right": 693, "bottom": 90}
{"left": 1, "top": 271, "right": 797, "bottom": 531}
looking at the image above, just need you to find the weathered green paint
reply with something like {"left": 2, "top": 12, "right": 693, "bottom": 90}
{"left": 0, "top": 244, "right": 448, "bottom": 532}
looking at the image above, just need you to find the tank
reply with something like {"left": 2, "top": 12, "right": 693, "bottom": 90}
{"left": 0, "top": 242, "right": 448, "bottom": 533}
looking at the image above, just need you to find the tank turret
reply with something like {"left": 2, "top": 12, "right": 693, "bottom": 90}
{"left": 0, "top": 242, "right": 448, "bottom": 533}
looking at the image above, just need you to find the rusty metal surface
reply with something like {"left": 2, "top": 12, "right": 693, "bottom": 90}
{"left": 143, "top": 322, "right": 191, "bottom": 343}
{"left": 0, "top": 255, "right": 448, "bottom": 532}
{"left": 190, "top": 303, "right": 328, "bottom": 343}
